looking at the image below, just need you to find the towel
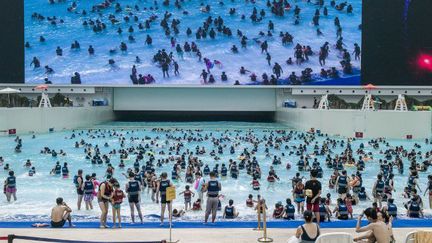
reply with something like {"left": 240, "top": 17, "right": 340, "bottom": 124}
{"left": 315, "top": 233, "right": 353, "bottom": 243}
{"left": 415, "top": 231, "right": 432, "bottom": 243}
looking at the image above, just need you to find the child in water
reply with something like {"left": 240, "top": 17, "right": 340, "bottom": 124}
{"left": 192, "top": 199, "right": 202, "bottom": 210}
{"left": 172, "top": 209, "right": 185, "bottom": 218}
{"left": 325, "top": 193, "right": 331, "bottom": 205}
{"left": 111, "top": 182, "right": 125, "bottom": 228}
{"left": 179, "top": 185, "right": 195, "bottom": 210}
{"left": 29, "top": 167, "right": 36, "bottom": 176}
{"left": 272, "top": 202, "right": 284, "bottom": 219}
{"left": 246, "top": 194, "right": 254, "bottom": 207}
{"left": 251, "top": 177, "right": 260, "bottom": 191}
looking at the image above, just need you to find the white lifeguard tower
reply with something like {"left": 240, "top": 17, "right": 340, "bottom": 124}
{"left": 394, "top": 94, "right": 408, "bottom": 111}
{"left": 317, "top": 94, "right": 329, "bottom": 110}
{"left": 361, "top": 83, "right": 377, "bottom": 111}
{"left": 361, "top": 94, "right": 375, "bottom": 111}
{"left": 36, "top": 85, "right": 52, "bottom": 108}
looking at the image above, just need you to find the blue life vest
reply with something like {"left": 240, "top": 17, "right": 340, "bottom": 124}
{"left": 203, "top": 166, "right": 210, "bottom": 175}
{"left": 409, "top": 202, "right": 420, "bottom": 218}
{"left": 319, "top": 204, "right": 327, "bottom": 218}
{"left": 83, "top": 181, "right": 94, "bottom": 194}
{"left": 297, "top": 160, "right": 304, "bottom": 170}
{"left": 221, "top": 167, "right": 227, "bottom": 176}
{"left": 376, "top": 180, "right": 384, "bottom": 193}
{"left": 338, "top": 176, "right": 347, "bottom": 188}
{"left": 145, "top": 165, "right": 152, "bottom": 173}
{"left": 387, "top": 203, "right": 397, "bottom": 217}
{"left": 285, "top": 204, "right": 295, "bottom": 218}
{"left": 134, "top": 174, "right": 142, "bottom": 184}
{"left": 231, "top": 168, "right": 238, "bottom": 178}
{"left": 225, "top": 206, "right": 234, "bottom": 218}
{"left": 73, "top": 175, "right": 82, "bottom": 188}
{"left": 159, "top": 180, "right": 170, "bottom": 195}
{"left": 127, "top": 181, "right": 140, "bottom": 195}
{"left": 317, "top": 167, "right": 323, "bottom": 178}
{"left": 408, "top": 176, "right": 416, "bottom": 188}
{"left": 171, "top": 170, "right": 177, "bottom": 180}
{"left": 134, "top": 161, "right": 140, "bottom": 170}
{"left": 7, "top": 176, "right": 16, "bottom": 189}
{"left": 338, "top": 204, "right": 348, "bottom": 218}
{"left": 62, "top": 166, "right": 69, "bottom": 176}
{"left": 207, "top": 180, "right": 220, "bottom": 197}
{"left": 358, "top": 191, "right": 367, "bottom": 200}
{"left": 55, "top": 165, "right": 61, "bottom": 174}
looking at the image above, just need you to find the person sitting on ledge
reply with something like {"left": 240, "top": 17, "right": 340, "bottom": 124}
{"left": 295, "top": 210, "right": 320, "bottom": 243}
{"left": 354, "top": 208, "right": 390, "bottom": 243}
{"left": 51, "top": 197, "right": 74, "bottom": 228}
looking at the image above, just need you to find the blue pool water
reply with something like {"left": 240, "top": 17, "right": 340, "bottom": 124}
{"left": 25, "top": 0, "right": 361, "bottom": 84}
{"left": 0, "top": 122, "right": 430, "bottom": 222}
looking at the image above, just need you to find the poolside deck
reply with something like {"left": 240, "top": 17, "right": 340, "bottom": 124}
{"left": 0, "top": 228, "right": 426, "bottom": 243}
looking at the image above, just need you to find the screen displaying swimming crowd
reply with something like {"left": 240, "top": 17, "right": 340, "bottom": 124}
{"left": 23, "top": 0, "right": 363, "bottom": 86}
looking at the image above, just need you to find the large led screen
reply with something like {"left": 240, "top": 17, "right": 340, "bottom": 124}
{"left": 22, "top": 0, "right": 362, "bottom": 85}
{"left": 362, "top": 0, "right": 432, "bottom": 86}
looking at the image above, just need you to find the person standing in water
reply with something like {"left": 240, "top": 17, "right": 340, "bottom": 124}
{"left": 4, "top": 170, "right": 17, "bottom": 202}
{"left": 97, "top": 178, "right": 115, "bottom": 228}
{"left": 194, "top": 172, "right": 205, "bottom": 202}
{"left": 203, "top": 171, "right": 222, "bottom": 224}
{"left": 82, "top": 174, "right": 95, "bottom": 210}
{"left": 157, "top": 172, "right": 174, "bottom": 225}
{"left": 125, "top": 172, "right": 144, "bottom": 224}
{"left": 74, "top": 169, "right": 84, "bottom": 210}
{"left": 305, "top": 170, "right": 322, "bottom": 223}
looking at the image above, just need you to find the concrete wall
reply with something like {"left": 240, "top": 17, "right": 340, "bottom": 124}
{"left": 1, "top": 86, "right": 431, "bottom": 139}
{"left": 0, "top": 107, "right": 115, "bottom": 134}
{"left": 275, "top": 108, "right": 432, "bottom": 139}
{"left": 113, "top": 87, "right": 276, "bottom": 111}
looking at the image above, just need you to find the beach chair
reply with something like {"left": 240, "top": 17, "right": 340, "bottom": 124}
{"left": 404, "top": 230, "right": 432, "bottom": 243}
{"left": 315, "top": 232, "right": 354, "bottom": 243}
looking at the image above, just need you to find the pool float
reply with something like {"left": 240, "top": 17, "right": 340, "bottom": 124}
{"left": 349, "top": 178, "right": 359, "bottom": 187}
{"left": 125, "top": 7, "right": 132, "bottom": 12}
{"left": 345, "top": 163, "right": 355, "bottom": 167}
{"left": 200, "top": 7, "right": 208, "bottom": 13}
{"left": 238, "top": 156, "right": 245, "bottom": 160}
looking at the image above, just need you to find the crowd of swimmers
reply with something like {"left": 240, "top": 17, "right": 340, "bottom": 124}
{"left": 2, "top": 128, "right": 432, "bottom": 233}
{"left": 27, "top": 0, "right": 360, "bottom": 85}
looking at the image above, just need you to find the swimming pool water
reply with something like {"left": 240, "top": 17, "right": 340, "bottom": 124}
{"left": 0, "top": 122, "right": 430, "bottom": 222}
{"left": 25, "top": 0, "right": 361, "bottom": 84}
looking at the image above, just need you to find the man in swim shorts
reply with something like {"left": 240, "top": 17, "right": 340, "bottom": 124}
{"left": 51, "top": 197, "right": 73, "bottom": 228}
{"left": 305, "top": 170, "right": 322, "bottom": 223}
{"left": 157, "top": 172, "right": 173, "bottom": 225}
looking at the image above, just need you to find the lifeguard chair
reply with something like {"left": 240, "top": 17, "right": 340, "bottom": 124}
{"left": 36, "top": 85, "right": 52, "bottom": 108}
{"left": 394, "top": 94, "right": 408, "bottom": 111}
